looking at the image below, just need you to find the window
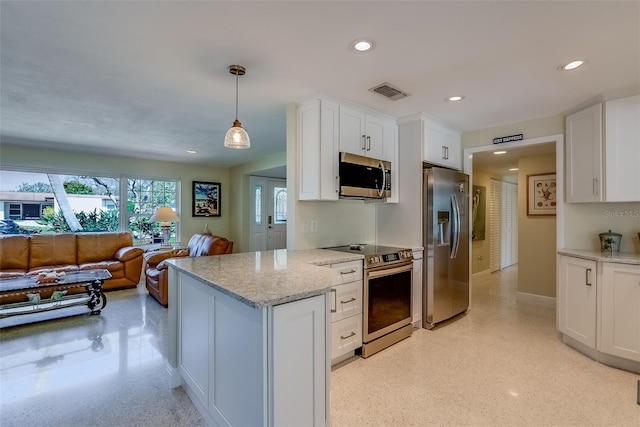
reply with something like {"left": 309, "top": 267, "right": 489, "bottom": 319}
{"left": 273, "top": 187, "right": 287, "bottom": 223}
{"left": 0, "top": 170, "right": 179, "bottom": 243}
{"left": 254, "top": 184, "right": 262, "bottom": 224}
{"left": 127, "top": 179, "right": 178, "bottom": 244}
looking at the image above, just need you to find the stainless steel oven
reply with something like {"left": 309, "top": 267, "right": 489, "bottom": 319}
{"left": 325, "top": 245, "right": 413, "bottom": 358}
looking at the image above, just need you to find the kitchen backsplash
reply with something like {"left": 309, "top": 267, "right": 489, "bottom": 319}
{"left": 563, "top": 202, "right": 640, "bottom": 253}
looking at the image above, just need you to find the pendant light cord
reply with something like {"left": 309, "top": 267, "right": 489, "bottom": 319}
{"left": 235, "top": 72, "right": 239, "bottom": 121}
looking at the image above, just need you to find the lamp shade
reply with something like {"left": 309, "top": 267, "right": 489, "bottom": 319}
{"left": 224, "top": 119, "right": 251, "bottom": 149}
{"left": 150, "top": 207, "right": 180, "bottom": 224}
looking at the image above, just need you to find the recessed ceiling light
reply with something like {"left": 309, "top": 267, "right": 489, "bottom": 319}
{"left": 493, "top": 150, "right": 507, "bottom": 155}
{"left": 509, "top": 168, "right": 519, "bottom": 171}
{"left": 446, "top": 95, "right": 464, "bottom": 102}
{"left": 350, "top": 38, "right": 374, "bottom": 53}
{"left": 187, "top": 150, "right": 198, "bottom": 154}
{"left": 558, "top": 59, "right": 588, "bottom": 71}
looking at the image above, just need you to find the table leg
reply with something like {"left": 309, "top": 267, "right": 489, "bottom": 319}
{"left": 86, "top": 279, "right": 107, "bottom": 315}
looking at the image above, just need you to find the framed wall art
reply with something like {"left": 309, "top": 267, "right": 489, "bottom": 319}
{"left": 527, "top": 173, "right": 556, "bottom": 216}
{"left": 192, "top": 181, "right": 221, "bottom": 217}
{"left": 472, "top": 185, "right": 486, "bottom": 241}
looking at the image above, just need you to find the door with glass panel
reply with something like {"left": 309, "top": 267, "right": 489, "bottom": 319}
{"left": 250, "top": 177, "right": 287, "bottom": 251}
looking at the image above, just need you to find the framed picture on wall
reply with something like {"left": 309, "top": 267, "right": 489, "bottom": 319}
{"left": 192, "top": 181, "right": 221, "bottom": 217}
{"left": 527, "top": 173, "right": 556, "bottom": 216}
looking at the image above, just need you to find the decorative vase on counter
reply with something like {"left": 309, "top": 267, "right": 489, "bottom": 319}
{"left": 598, "top": 229, "right": 622, "bottom": 254}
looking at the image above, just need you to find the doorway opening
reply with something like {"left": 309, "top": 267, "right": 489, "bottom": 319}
{"left": 249, "top": 176, "right": 287, "bottom": 251}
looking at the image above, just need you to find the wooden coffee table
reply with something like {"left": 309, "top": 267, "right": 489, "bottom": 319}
{"left": 0, "top": 269, "right": 111, "bottom": 321}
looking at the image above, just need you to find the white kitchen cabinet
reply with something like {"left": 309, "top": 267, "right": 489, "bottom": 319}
{"left": 339, "top": 103, "right": 396, "bottom": 162}
{"left": 565, "top": 103, "right": 603, "bottom": 202}
{"left": 297, "top": 97, "right": 339, "bottom": 201}
{"left": 604, "top": 95, "right": 640, "bottom": 202}
{"left": 558, "top": 255, "right": 597, "bottom": 348}
{"left": 174, "top": 272, "right": 329, "bottom": 426}
{"left": 600, "top": 262, "right": 640, "bottom": 362}
{"left": 329, "top": 260, "right": 363, "bottom": 364}
{"left": 423, "top": 116, "right": 462, "bottom": 170}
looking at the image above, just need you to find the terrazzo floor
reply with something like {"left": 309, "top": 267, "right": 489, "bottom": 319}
{"left": 0, "top": 266, "right": 638, "bottom": 426}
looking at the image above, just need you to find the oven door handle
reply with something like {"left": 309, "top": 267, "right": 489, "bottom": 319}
{"left": 366, "top": 263, "right": 413, "bottom": 279}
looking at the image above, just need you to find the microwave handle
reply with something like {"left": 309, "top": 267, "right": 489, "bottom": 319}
{"left": 378, "top": 160, "right": 386, "bottom": 197}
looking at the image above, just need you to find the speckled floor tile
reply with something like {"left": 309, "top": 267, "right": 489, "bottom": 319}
{"left": 330, "top": 266, "right": 640, "bottom": 426}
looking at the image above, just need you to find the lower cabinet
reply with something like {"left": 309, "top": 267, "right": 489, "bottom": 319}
{"left": 174, "top": 272, "right": 329, "bottom": 426}
{"left": 600, "top": 262, "right": 640, "bottom": 361}
{"left": 558, "top": 255, "right": 597, "bottom": 347}
{"left": 558, "top": 254, "right": 640, "bottom": 373}
{"left": 329, "top": 260, "right": 363, "bottom": 364}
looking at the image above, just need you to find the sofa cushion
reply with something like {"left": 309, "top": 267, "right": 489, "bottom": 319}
{"left": 0, "top": 235, "right": 30, "bottom": 270}
{"left": 77, "top": 232, "right": 133, "bottom": 264}
{"left": 78, "top": 260, "right": 124, "bottom": 276}
{"left": 29, "top": 234, "right": 77, "bottom": 269}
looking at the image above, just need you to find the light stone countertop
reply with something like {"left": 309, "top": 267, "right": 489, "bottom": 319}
{"left": 558, "top": 249, "right": 640, "bottom": 266}
{"left": 167, "top": 249, "right": 364, "bottom": 308}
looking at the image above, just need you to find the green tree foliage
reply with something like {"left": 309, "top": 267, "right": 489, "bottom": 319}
{"left": 63, "top": 181, "right": 94, "bottom": 194}
{"left": 17, "top": 182, "right": 53, "bottom": 193}
{"left": 40, "top": 207, "right": 119, "bottom": 233}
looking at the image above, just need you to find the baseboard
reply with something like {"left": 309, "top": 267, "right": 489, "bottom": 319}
{"left": 471, "top": 269, "right": 492, "bottom": 279}
{"left": 516, "top": 291, "right": 556, "bottom": 309}
{"left": 166, "top": 361, "right": 181, "bottom": 388}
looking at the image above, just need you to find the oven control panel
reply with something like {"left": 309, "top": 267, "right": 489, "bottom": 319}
{"left": 366, "top": 250, "right": 413, "bottom": 268}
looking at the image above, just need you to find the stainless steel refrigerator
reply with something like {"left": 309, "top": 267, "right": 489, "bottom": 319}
{"left": 423, "top": 167, "right": 470, "bottom": 329}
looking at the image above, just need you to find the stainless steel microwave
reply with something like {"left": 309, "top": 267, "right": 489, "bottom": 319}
{"left": 339, "top": 152, "right": 391, "bottom": 199}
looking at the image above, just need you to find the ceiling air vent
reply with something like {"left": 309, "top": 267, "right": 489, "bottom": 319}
{"left": 369, "top": 82, "right": 409, "bottom": 101}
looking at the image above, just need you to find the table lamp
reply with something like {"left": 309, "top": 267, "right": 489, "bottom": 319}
{"left": 150, "top": 207, "right": 180, "bottom": 247}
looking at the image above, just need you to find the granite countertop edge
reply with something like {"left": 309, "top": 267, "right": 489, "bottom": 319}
{"left": 167, "top": 249, "right": 364, "bottom": 308}
{"left": 558, "top": 249, "right": 640, "bottom": 266}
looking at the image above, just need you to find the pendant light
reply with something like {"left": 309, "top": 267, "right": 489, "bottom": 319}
{"left": 224, "top": 64, "right": 250, "bottom": 149}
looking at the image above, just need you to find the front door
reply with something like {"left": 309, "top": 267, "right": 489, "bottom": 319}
{"left": 250, "top": 177, "right": 287, "bottom": 251}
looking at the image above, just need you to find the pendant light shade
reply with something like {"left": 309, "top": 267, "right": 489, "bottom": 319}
{"left": 224, "top": 65, "right": 250, "bottom": 149}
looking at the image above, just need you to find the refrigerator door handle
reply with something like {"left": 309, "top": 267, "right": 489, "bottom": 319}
{"left": 450, "top": 193, "right": 461, "bottom": 259}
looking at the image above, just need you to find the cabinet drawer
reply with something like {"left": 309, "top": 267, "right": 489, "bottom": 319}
{"left": 330, "top": 279, "right": 363, "bottom": 322}
{"left": 330, "top": 260, "right": 363, "bottom": 285}
{"left": 331, "top": 315, "right": 362, "bottom": 360}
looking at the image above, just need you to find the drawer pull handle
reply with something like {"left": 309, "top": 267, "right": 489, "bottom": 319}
{"left": 339, "top": 269, "right": 357, "bottom": 275}
{"left": 340, "top": 297, "right": 356, "bottom": 304}
{"left": 585, "top": 268, "right": 592, "bottom": 286}
{"left": 340, "top": 332, "right": 356, "bottom": 340}
{"left": 330, "top": 289, "right": 337, "bottom": 313}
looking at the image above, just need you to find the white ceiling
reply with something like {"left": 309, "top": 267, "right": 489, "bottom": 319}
{"left": 1, "top": 1, "right": 638, "bottom": 169}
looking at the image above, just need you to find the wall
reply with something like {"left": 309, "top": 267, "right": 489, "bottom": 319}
{"left": 0, "top": 143, "right": 230, "bottom": 245}
{"left": 471, "top": 170, "right": 491, "bottom": 274}
{"left": 563, "top": 202, "right": 640, "bottom": 254}
{"left": 517, "top": 153, "right": 557, "bottom": 298}
{"left": 228, "top": 151, "right": 286, "bottom": 253}
{"left": 462, "top": 115, "right": 565, "bottom": 148}
{"left": 286, "top": 103, "right": 376, "bottom": 250}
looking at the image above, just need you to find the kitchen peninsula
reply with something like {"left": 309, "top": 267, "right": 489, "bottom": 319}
{"left": 165, "top": 249, "right": 363, "bottom": 427}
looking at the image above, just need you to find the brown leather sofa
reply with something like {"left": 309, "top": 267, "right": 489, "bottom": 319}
{"left": 143, "top": 233, "right": 233, "bottom": 306}
{"left": 0, "top": 232, "right": 144, "bottom": 301}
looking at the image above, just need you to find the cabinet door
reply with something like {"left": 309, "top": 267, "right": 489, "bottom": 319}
{"left": 331, "top": 315, "right": 362, "bottom": 361}
{"left": 364, "top": 113, "right": 385, "bottom": 159}
{"left": 272, "top": 295, "right": 327, "bottom": 426}
{"left": 558, "top": 256, "right": 597, "bottom": 347}
{"left": 339, "top": 104, "right": 366, "bottom": 156}
{"left": 331, "top": 280, "right": 363, "bottom": 322}
{"left": 320, "top": 99, "right": 340, "bottom": 200}
{"left": 297, "top": 99, "right": 321, "bottom": 200}
{"left": 600, "top": 263, "right": 640, "bottom": 361}
{"left": 412, "top": 254, "right": 423, "bottom": 324}
{"left": 422, "top": 118, "right": 461, "bottom": 170}
{"left": 565, "top": 103, "right": 603, "bottom": 202}
{"left": 605, "top": 95, "right": 640, "bottom": 202}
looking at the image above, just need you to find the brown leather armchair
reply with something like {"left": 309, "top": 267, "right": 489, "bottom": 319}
{"left": 143, "top": 233, "right": 233, "bottom": 306}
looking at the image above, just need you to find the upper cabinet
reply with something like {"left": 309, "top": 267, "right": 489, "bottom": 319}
{"left": 423, "top": 117, "right": 461, "bottom": 170}
{"left": 296, "top": 95, "right": 398, "bottom": 202}
{"left": 604, "top": 95, "right": 640, "bottom": 202}
{"left": 565, "top": 103, "right": 603, "bottom": 202}
{"left": 339, "top": 104, "right": 395, "bottom": 162}
{"left": 565, "top": 95, "right": 640, "bottom": 203}
{"left": 297, "top": 97, "right": 340, "bottom": 201}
